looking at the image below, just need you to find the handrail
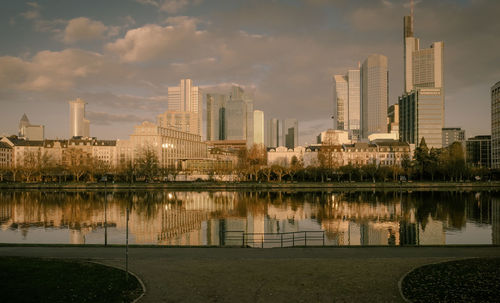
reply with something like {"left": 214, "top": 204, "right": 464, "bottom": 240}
{"left": 222, "top": 230, "right": 325, "bottom": 248}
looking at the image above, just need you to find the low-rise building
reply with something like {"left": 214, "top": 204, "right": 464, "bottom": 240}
{"left": 0, "top": 142, "right": 12, "bottom": 168}
{"left": 466, "top": 135, "right": 491, "bottom": 168}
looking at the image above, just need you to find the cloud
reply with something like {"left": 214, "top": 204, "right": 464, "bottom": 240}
{"left": 63, "top": 17, "right": 108, "bottom": 43}
{"left": 86, "top": 111, "right": 150, "bottom": 125}
{"left": 106, "top": 16, "right": 206, "bottom": 62}
{"left": 0, "top": 49, "right": 127, "bottom": 92}
{"left": 136, "top": 0, "right": 202, "bottom": 13}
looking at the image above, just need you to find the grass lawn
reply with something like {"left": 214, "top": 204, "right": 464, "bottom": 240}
{"left": 401, "top": 257, "right": 500, "bottom": 302}
{"left": 0, "top": 257, "right": 142, "bottom": 303}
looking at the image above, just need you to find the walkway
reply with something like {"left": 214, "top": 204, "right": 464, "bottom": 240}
{"left": 1, "top": 246, "right": 499, "bottom": 302}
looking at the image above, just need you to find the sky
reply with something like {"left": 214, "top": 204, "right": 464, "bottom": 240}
{"left": 0, "top": 0, "right": 499, "bottom": 145}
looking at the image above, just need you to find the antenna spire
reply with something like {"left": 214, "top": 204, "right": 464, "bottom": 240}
{"left": 410, "top": 0, "right": 414, "bottom": 31}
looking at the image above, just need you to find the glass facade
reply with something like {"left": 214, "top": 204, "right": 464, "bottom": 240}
{"left": 361, "top": 54, "right": 388, "bottom": 138}
{"left": 492, "top": 81, "right": 500, "bottom": 169}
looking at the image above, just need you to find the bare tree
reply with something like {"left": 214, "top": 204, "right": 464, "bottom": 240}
{"left": 135, "top": 145, "right": 159, "bottom": 182}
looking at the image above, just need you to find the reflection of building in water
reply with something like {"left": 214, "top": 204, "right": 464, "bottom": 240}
{"left": 418, "top": 217, "right": 445, "bottom": 245}
{"left": 493, "top": 197, "right": 500, "bottom": 245}
{"left": 360, "top": 222, "right": 399, "bottom": 246}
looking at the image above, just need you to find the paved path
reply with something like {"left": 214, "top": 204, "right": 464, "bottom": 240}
{"left": 1, "top": 246, "right": 499, "bottom": 302}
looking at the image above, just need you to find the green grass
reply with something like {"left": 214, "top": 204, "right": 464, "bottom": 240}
{"left": 0, "top": 257, "right": 142, "bottom": 303}
{"left": 402, "top": 257, "right": 500, "bottom": 302}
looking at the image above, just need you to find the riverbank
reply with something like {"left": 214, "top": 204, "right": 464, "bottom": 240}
{"left": 0, "top": 181, "right": 499, "bottom": 190}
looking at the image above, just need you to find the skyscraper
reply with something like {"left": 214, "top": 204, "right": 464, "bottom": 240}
{"left": 361, "top": 54, "right": 388, "bottom": 138}
{"left": 399, "top": 7, "right": 445, "bottom": 149}
{"left": 18, "top": 114, "right": 44, "bottom": 141}
{"left": 206, "top": 93, "right": 227, "bottom": 141}
{"left": 282, "top": 118, "right": 298, "bottom": 149}
{"left": 442, "top": 127, "right": 465, "bottom": 148}
{"left": 253, "top": 110, "right": 264, "bottom": 146}
{"left": 224, "top": 86, "right": 254, "bottom": 147}
{"left": 69, "top": 98, "right": 90, "bottom": 138}
{"left": 165, "top": 79, "right": 202, "bottom": 136}
{"left": 266, "top": 118, "right": 280, "bottom": 148}
{"left": 333, "top": 69, "right": 361, "bottom": 141}
{"left": 492, "top": 81, "right": 500, "bottom": 169}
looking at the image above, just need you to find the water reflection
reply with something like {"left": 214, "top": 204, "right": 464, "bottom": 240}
{"left": 0, "top": 190, "right": 499, "bottom": 246}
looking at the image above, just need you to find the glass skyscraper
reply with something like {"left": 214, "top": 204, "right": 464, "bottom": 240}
{"left": 361, "top": 54, "right": 389, "bottom": 138}
{"left": 333, "top": 68, "right": 361, "bottom": 141}
{"left": 492, "top": 81, "right": 500, "bottom": 169}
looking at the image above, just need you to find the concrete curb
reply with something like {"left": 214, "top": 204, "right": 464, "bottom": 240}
{"left": 397, "top": 257, "right": 477, "bottom": 303}
{"left": 89, "top": 260, "right": 146, "bottom": 303}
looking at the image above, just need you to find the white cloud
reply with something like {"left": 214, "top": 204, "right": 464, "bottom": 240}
{"left": 106, "top": 16, "right": 206, "bottom": 62}
{"left": 63, "top": 17, "right": 108, "bottom": 43}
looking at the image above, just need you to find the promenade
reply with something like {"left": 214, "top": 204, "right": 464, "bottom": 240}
{"left": 1, "top": 246, "right": 499, "bottom": 302}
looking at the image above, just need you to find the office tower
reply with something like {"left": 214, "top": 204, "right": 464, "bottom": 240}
{"left": 225, "top": 86, "right": 254, "bottom": 147}
{"left": 442, "top": 127, "right": 465, "bottom": 148}
{"left": 399, "top": 88, "right": 444, "bottom": 148}
{"left": 166, "top": 79, "right": 202, "bottom": 136}
{"left": 18, "top": 114, "right": 45, "bottom": 141}
{"left": 206, "top": 93, "right": 227, "bottom": 141}
{"left": 156, "top": 111, "right": 199, "bottom": 134}
{"left": 266, "top": 118, "right": 280, "bottom": 148}
{"left": 69, "top": 98, "right": 90, "bottom": 138}
{"left": 466, "top": 135, "right": 491, "bottom": 168}
{"left": 333, "top": 75, "right": 348, "bottom": 130}
{"left": 253, "top": 110, "right": 264, "bottom": 146}
{"left": 333, "top": 69, "right": 361, "bottom": 141}
{"left": 492, "top": 81, "right": 500, "bottom": 169}
{"left": 282, "top": 119, "right": 298, "bottom": 149}
{"left": 399, "top": 7, "right": 445, "bottom": 148}
{"left": 361, "top": 54, "right": 388, "bottom": 138}
{"left": 387, "top": 104, "right": 399, "bottom": 133}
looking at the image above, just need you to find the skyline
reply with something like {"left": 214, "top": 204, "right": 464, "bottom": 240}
{"left": 1, "top": 0, "right": 499, "bottom": 144}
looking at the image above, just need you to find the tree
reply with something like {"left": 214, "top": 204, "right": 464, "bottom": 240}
{"left": 135, "top": 145, "right": 159, "bottom": 182}
{"left": 363, "top": 163, "right": 377, "bottom": 183}
{"left": 64, "top": 148, "right": 90, "bottom": 182}
{"left": 413, "top": 137, "right": 430, "bottom": 180}
{"left": 448, "top": 141, "right": 466, "bottom": 181}
{"left": 271, "top": 165, "right": 285, "bottom": 182}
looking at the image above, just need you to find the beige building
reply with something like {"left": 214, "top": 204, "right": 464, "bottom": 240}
{"left": 157, "top": 111, "right": 199, "bottom": 135}
{"left": 69, "top": 98, "right": 90, "bottom": 138}
{"left": 127, "top": 121, "right": 207, "bottom": 168}
{"left": 253, "top": 110, "right": 265, "bottom": 146}
{"left": 18, "top": 114, "right": 45, "bottom": 141}
{"left": 0, "top": 142, "right": 12, "bottom": 169}
{"left": 167, "top": 79, "right": 202, "bottom": 136}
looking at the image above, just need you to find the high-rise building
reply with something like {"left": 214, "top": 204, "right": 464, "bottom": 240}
{"left": 206, "top": 93, "right": 227, "bottom": 141}
{"left": 266, "top": 118, "right": 280, "bottom": 148}
{"left": 333, "top": 69, "right": 361, "bottom": 141}
{"left": 492, "top": 81, "right": 500, "bottom": 169}
{"left": 399, "top": 88, "right": 444, "bottom": 148}
{"left": 466, "top": 135, "right": 491, "bottom": 168}
{"left": 442, "top": 127, "right": 465, "bottom": 148}
{"left": 18, "top": 114, "right": 45, "bottom": 141}
{"left": 166, "top": 79, "right": 202, "bottom": 136}
{"left": 361, "top": 54, "right": 388, "bottom": 138}
{"left": 387, "top": 104, "right": 399, "bottom": 134}
{"left": 156, "top": 111, "right": 199, "bottom": 134}
{"left": 225, "top": 86, "right": 254, "bottom": 147}
{"left": 282, "top": 119, "right": 298, "bottom": 149}
{"left": 69, "top": 98, "right": 90, "bottom": 138}
{"left": 253, "top": 110, "right": 264, "bottom": 146}
{"left": 400, "top": 8, "right": 445, "bottom": 149}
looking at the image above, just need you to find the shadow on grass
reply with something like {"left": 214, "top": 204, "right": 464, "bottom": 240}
{"left": 0, "top": 257, "right": 142, "bottom": 303}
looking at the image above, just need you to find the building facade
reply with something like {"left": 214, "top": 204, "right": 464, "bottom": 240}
{"left": 206, "top": 93, "right": 227, "bottom": 141}
{"left": 400, "top": 9, "right": 445, "bottom": 149}
{"left": 492, "top": 81, "right": 500, "bottom": 169}
{"left": 0, "top": 142, "right": 12, "bottom": 169}
{"left": 333, "top": 69, "right": 361, "bottom": 141}
{"left": 466, "top": 135, "right": 491, "bottom": 168}
{"left": 167, "top": 79, "right": 202, "bottom": 136}
{"left": 69, "top": 98, "right": 90, "bottom": 138}
{"left": 157, "top": 111, "right": 199, "bottom": 135}
{"left": 266, "top": 118, "right": 280, "bottom": 148}
{"left": 361, "top": 54, "right": 389, "bottom": 138}
{"left": 442, "top": 127, "right": 465, "bottom": 148}
{"left": 253, "top": 110, "right": 264, "bottom": 146}
{"left": 282, "top": 118, "right": 298, "bottom": 149}
{"left": 399, "top": 88, "right": 444, "bottom": 149}
{"left": 18, "top": 114, "right": 45, "bottom": 141}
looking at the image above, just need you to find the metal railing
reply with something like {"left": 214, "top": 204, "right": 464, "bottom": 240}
{"left": 223, "top": 230, "right": 325, "bottom": 248}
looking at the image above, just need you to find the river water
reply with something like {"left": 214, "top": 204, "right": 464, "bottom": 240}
{"left": 0, "top": 189, "right": 498, "bottom": 247}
